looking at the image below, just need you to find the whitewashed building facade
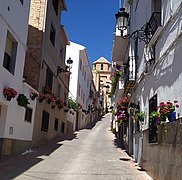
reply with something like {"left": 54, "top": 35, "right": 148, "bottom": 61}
{"left": 66, "top": 41, "right": 95, "bottom": 130}
{"left": 0, "top": 0, "right": 37, "bottom": 161}
{"left": 113, "top": 0, "right": 182, "bottom": 179}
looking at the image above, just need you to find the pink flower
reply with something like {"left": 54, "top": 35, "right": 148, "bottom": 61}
{"left": 176, "top": 104, "right": 179, "bottom": 108}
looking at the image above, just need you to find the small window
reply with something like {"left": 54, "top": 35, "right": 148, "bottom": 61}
{"left": 41, "top": 110, "right": 50, "bottom": 132}
{"left": 84, "top": 71, "right": 86, "bottom": 80}
{"left": 83, "top": 93, "right": 85, "bottom": 104}
{"left": 61, "top": 122, "right": 65, "bottom": 133}
{"left": 87, "top": 79, "right": 89, "bottom": 87}
{"left": 45, "top": 67, "right": 53, "bottom": 91}
{"left": 79, "top": 59, "right": 82, "bottom": 70}
{"left": 54, "top": 118, "right": 58, "bottom": 131}
{"left": 101, "top": 64, "right": 103, "bottom": 70}
{"left": 50, "top": 23, "right": 56, "bottom": 46}
{"left": 25, "top": 107, "right": 32, "bottom": 123}
{"left": 52, "top": 0, "right": 59, "bottom": 15}
{"left": 64, "top": 92, "right": 67, "bottom": 104}
{"left": 19, "top": 0, "right": 23, "bottom": 5}
{"left": 60, "top": 49, "right": 64, "bottom": 60}
{"left": 82, "top": 67, "right": 84, "bottom": 76}
{"left": 3, "top": 31, "right": 18, "bottom": 75}
{"left": 57, "top": 84, "right": 61, "bottom": 98}
{"left": 149, "top": 94, "right": 158, "bottom": 143}
{"left": 78, "top": 83, "right": 81, "bottom": 96}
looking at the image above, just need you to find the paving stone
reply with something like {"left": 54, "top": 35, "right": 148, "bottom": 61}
{"left": 0, "top": 113, "right": 152, "bottom": 180}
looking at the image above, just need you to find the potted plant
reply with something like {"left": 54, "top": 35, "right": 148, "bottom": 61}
{"left": 42, "top": 86, "right": 52, "bottom": 94}
{"left": 135, "top": 111, "right": 145, "bottom": 122}
{"left": 17, "top": 94, "right": 30, "bottom": 108}
{"left": 150, "top": 111, "right": 161, "bottom": 125}
{"left": 51, "top": 103, "right": 56, "bottom": 109}
{"left": 157, "top": 100, "right": 179, "bottom": 122}
{"left": 37, "top": 94, "right": 46, "bottom": 103}
{"left": 3, "top": 87, "right": 17, "bottom": 101}
{"left": 45, "top": 94, "right": 52, "bottom": 104}
{"left": 30, "top": 91, "right": 38, "bottom": 101}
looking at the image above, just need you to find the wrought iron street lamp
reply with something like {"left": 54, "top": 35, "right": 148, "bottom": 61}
{"left": 57, "top": 57, "right": 73, "bottom": 75}
{"left": 115, "top": 8, "right": 129, "bottom": 32}
{"left": 115, "top": 8, "right": 151, "bottom": 43}
{"left": 66, "top": 57, "right": 73, "bottom": 71}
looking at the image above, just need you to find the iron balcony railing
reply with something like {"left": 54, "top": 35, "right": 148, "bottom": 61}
{"left": 144, "top": 12, "right": 161, "bottom": 42}
{"left": 124, "top": 56, "right": 137, "bottom": 93}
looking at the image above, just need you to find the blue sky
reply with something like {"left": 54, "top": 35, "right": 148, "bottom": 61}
{"left": 62, "top": 1, "right": 123, "bottom": 65}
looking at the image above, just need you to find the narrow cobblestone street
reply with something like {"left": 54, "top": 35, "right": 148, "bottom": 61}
{"left": 0, "top": 114, "right": 152, "bottom": 180}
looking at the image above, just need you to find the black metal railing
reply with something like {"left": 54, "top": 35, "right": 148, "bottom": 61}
{"left": 144, "top": 12, "right": 161, "bottom": 41}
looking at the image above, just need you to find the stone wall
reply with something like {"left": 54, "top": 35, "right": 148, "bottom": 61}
{"left": 0, "top": 138, "right": 31, "bottom": 162}
{"left": 142, "top": 119, "right": 182, "bottom": 180}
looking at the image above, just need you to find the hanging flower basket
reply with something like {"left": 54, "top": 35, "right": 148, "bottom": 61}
{"left": 17, "top": 94, "right": 30, "bottom": 108}
{"left": 3, "top": 87, "right": 17, "bottom": 101}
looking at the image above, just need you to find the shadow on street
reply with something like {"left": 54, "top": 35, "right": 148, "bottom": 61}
{"left": 0, "top": 133, "right": 77, "bottom": 179}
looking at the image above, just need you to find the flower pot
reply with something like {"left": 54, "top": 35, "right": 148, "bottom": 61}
{"left": 51, "top": 106, "right": 55, "bottom": 109}
{"left": 46, "top": 99, "right": 51, "bottom": 104}
{"left": 153, "top": 118, "right": 158, "bottom": 125}
{"left": 30, "top": 96, "right": 36, "bottom": 101}
{"left": 39, "top": 99, "right": 44, "bottom": 103}
{"left": 161, "top": 116, "right": 166, "bottom": 122}
{"left": 168, "top": 112, "right": 176, "bottom": 122}
{"left": 6, "top": 96, "right": 12, "bottom": 101}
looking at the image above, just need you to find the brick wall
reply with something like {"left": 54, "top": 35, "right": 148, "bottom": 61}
{"left": 24, "top": 0, "right": 46, "bottom": 90}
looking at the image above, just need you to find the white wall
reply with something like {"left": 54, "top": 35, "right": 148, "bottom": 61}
{"left": 0, "top": 0, "right": 37, "bottom": 141}
{"left": 66, "top": 41, "right": 85, "bottom": 100}
{"left": 130, "top": 1, "right": 182, "bottom": 130}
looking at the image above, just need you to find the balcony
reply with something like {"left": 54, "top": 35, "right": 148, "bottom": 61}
{"left": 112, "top": 29, "right": 129, "bottom": 65}
{"left": 124, "top": 56, "right": 137, "bottom": 94}
{"left": 144, "top": 12, "right": 161, "bottom": 42}
{"left": 113, "top": 79, "right": 124, "bottom": 104}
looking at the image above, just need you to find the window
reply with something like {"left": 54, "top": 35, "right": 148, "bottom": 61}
{"left": 83, "top": 93, "right": 85, "bottom": 104}
{"left": 46, "top": 67, "right": 53, "bottom": 91}
{"left": 60, "top": 48, "right": 64, "bottom": 60}
{"left": 79, "top": 59, "right": 82, "bottom": 70}
{"left": 25, "top": 107, "right": 32, "bottom": 123}
{"left": 149, "top": 94, "right": 158, "bottom": 143}
{"left": 50, "top": 23, "right": 56, "bottom": 46}
{"left": 19, "top": 0, "right": 23, "bottom": 5}
{"left": 3, "top": 31, "right": 17, "bottom": 75}
{"left": 101, "top": 64, "right": 103, "bottom": 70}
{"left": 152, "top": 0, "right": 161, "bottom": 12}
{"left": 54, "top": 118, "right": 58, "bottom": 131}
{"left": 61, "top": 122, "right": 65, "bottom": 133}
{"left": 84, "top": 71, "right": 86, "bottom": 80}
{"left": 57, "top": 84, "right": 61, "bottom": 98}
{"left": 64, "top": 92, "right": 67, "bottom": 103}
{"left": 52, "top": 0, "right": 59, "bottom": 15}
{"left": 41, "top": 110, "right": 50, "bottom": 132}
{"left": 82, "top": 67, "right": 84, "bottom": 76}
{"left": 78, "top": 83, "right": 81, "bottom": 96}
